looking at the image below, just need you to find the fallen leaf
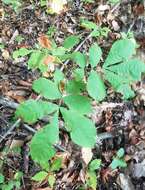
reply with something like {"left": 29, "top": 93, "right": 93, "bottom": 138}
{"left": 81, "top": 147, "right": 93, "bottom": 165}
{"left": 44, "top": 56, "right": 55, "bottom": 66}
{"left": 48, "top": 0, "right": 67, "bottom": 14}
{"left": 10, "top": 139, "right": 24, "bottom": 149}
{"left": 2, "top": 50, "right": 10, "bottom": 59}
{"left": 38, "top": 35, "right": 52, "bottom": 49}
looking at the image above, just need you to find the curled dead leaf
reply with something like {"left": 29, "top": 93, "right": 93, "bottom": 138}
{"left": 38, "top": 35, "right": 52, "bottom": 49}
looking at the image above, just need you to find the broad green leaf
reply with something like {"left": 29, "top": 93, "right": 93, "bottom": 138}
{"left": 66, "top": 80, "right": 86, "bottom": 94}
{"left": 51, "top": 158, "right": 62, "bottom": 171}
{"left": 89, "top": 43, "right": 102, "bottom": 67}
{"left": 60, "top": 108, "right": 96, "bottom": 147}
{"left": 32, "top": 171, "right": 48, "bottom": 182}
{"left": 71, "top": 52, "right": 86, "bottom": 68}
{"left": 15, "top": 99, "right": 58, "bottom": 124}
{"left": 27, "top": 51, "right": 46, "bottom": 70}
{"left": 104, "top": 70, "right": 131, "bottom": 89}
{"left": 32, "top": 78, "right": 61, "bottom": 100}
{"left": 74, "top": 68, "right": 84, "bottom": 81}
{"left": 48, "top": 174, "right": 56, "bottom": 188}
{"left": 63, "top": 95, "right": 92, "bottom": 115}
{"left": 0, "top": 173, "right": 4, "bottom": 184}
{"left": 30, "top": 137, "right": 55, "bottom": 167}
{"left": 13, "top": 48, "right": 32, "bottom": 59}
{"left": 117, "top": 84, "right": 135, "bottom": 99}
{"left": 103, "top": 39, "right": 136, "bottom": 68}
{"left": 87, "top": 71, "right": 106, "bottom": 101}
{"left": 63, "top": 35, "right": 80, "bottom": 50}
{"left": 89, "top": 159, "right": 101, "bottom": 171}
{"left": 117, "top": 148, "right": 125, "bottom": 158}
{"left": 52, "top": 47, "right": 66, "bottom": 56}
{"left": 30, "top": 113, "right": 59, "bottom": 166}
{"left": 42, "top": 113, "right": 59, "bottom": 144}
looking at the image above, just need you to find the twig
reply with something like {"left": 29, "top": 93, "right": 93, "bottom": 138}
{"left": 0, "top": 97, "right": 18, "bottom": 109}
{"left": 0, "top": 118, "right": 21, "bottom": 143}
{"left": 60, "top": 33, "right": 91, "bottom": 71}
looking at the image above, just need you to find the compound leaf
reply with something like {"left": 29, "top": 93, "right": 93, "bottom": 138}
{"left": 13, "top": 48, "right": 32, "bottom": 59}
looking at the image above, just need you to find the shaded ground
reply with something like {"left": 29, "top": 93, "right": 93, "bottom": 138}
{"left": 0, "top": 0, "right": 145, "bottom": 189}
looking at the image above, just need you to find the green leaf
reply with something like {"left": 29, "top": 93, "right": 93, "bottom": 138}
{"left": 74, "top": 68, "right": 85, "bottom": 81}
{"left": 87, "top": 171, "right": 97, "bottom": 190}
{"left": 117, "top": 84, "right": 135, "bottom": 99}
{"left": 63, "top": 95, "right": 92, "bottom": 115}
{"left": 117, "top": 148, "right": 125, "bottom": 158}
{"left": 111, "top": 158, "right": 127, "bottom": 169}
{"left": 32, "top": 78, "right": 62, "bottom": 100}
{"left": 103, "top": 39, "right": 136, "bottom": 68}
{"left": 30, "top": 129, "right": 56, "bottom": 166}
{"left": 13, "top": 48, "right": 32, "bottom": 59}
{"left": 63, "top": 35, "right": 80, "bottom": 50}
{"left": 42, "top": 113, "right": 59, "bottom": 144}
{"left": 51, "top": 158, "right": 62, "bottom": 171}
{"left": 48, "top": 174, "right": 56, "bottom": 188}
{"left": 80, "top": 19, "right": 97, "bottom": 30}
{"left": 71, "top": 52, "right": 86, "bottom": 68}
{"left": 30, "top": 113, "right": 59, "bottom": 166}
{"left": 60, "top": 108, "right": 96, "bottom": 147}
{"left": 54, "top": 69, "right": 64, "bottom": 84}
{"left": 87, "top": 71, "right": 106, "bottom": 101}
{"left": 66, "top": 80, "right": 86, "bottom": 94}
{"left": 15, "top": 99, "right": 58, "bottom": 124}
{"left": 0, "top": 173, "right": 4, "bottom": 184}
{"left": 52, "top": 47, "right": 66, "bottom": 56}
{"left": 27, "top": 51, "right": 45, "bottom": 70}
{"left": 89, "top": 43, "right": 102, "bottom": 67}
{"left": 89, "top": 159, "right": 101, "bottom": 171}
{"left": 32, "top": 171, "right": 48, "bottom": 182}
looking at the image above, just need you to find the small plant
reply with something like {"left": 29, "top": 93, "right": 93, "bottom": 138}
{"left": 80, "top": 19, "right": 110, "bottom": 38}
{"left": 0, "top": 171, "right": 23, "bottom": 190}
{"left": 110, "top": 148, "right": 127, "bottom": 169}
{"left": 86, "top": 159, "right": 102, "bottom": 190}
{"left": 2, "top": 0, "right": 22, "bottom": 13}
{"left": 32, "top": 157, "right": 62, "bottom": 188}
{"left": 13, "top": 34, "right": 145, "bottom": 170}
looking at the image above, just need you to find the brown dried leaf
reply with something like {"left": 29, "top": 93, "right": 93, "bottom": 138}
{"left": 38, "top": 35, "right": 52, "bottom": 49}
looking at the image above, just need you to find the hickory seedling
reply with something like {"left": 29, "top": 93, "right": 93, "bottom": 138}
{"left": 13, "top": 33, "right": 145, "bottom": 170}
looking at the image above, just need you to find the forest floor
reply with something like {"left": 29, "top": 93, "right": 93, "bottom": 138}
{"left": 0, "top": 0, "right": 145, "bottom": 190}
